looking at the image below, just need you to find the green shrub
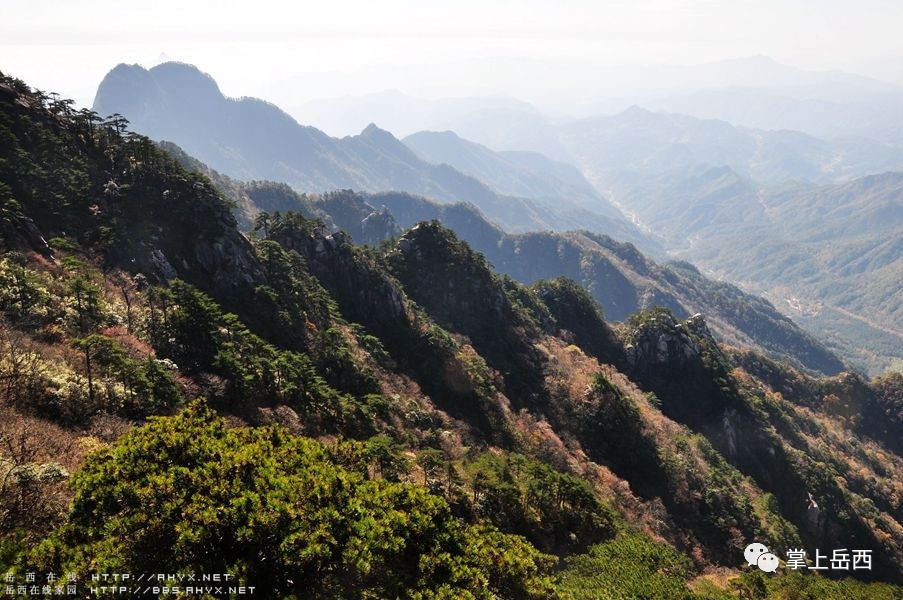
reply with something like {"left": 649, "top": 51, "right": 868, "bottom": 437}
{"left": 557, "top": 533, "right": 697, "bottom": 600}
{"left": 23, "top": 402, "right": 557, "bottom": 599}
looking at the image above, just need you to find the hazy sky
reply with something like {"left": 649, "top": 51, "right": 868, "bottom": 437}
{"left": 4, "top": 0, "right": 903, "bottom": 109}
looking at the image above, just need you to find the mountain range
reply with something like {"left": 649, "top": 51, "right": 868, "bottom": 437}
{"left": 153, "top": 135, "right": 846, "bottom": 378}
{"left": 559, "top": 106, "right": 903, "bottom": 186}
{"left": 3, "top": 69, "right": 903, "bottom": 596}
{"left": 602, "top": 166, "right": 903, "bottom": 375}
{"left": 319, "top": 190, "right": 850, "bottom": 376}
{"left": 392, "top": 108, "right": 902, "bottom": 375}
{"left": 403, "top": 130, "right": 603, "bottom": 210}
{"left": 92, "top": 61, "right": 902, "bottom": 375}
{"left": 281, "top": 55, "right": 903, "bottom": 140}
{"left": 92, "top": 62, "right": 647, "bottom": 247}
{"left": 430, "top": 104, "right": 903, "bottom": 187}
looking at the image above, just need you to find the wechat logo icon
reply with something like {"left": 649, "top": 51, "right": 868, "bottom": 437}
{"left": 744, "top": 542, "right": 769, "bottom": 566}
{"left": 744, "top": 543, "right": 778, "bottom": 572}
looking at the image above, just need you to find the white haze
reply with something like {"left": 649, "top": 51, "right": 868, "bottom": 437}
{"left": 3, "top": 0, "right": 903, "bottom": 117}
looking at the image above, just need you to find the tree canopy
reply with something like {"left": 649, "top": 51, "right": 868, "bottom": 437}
{"left": 25, "top": 402, "right": 556, "bottom": 599}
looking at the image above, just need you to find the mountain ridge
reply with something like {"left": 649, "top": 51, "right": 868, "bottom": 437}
{"left": 403, "top": 129, "right": 604, "bottom": 210}
{"left": 93, "top": 62, "right": 650, "bottom": 248}
{"left": 2, "top": 70, "right": 902, "bottom": 595}
{"left": 189, "top": 173, "right": 846, "bottom": 377}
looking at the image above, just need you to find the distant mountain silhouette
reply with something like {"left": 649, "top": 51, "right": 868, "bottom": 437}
{"left": 646, "top": 88, "right": 903, "bottom": 142}
{"left": 290, "top": 90, "right": 537, "bottom": 138}
{"left": 93, "top": 62, "right": 649, "bottom": 246}
{"left": 403, "top": 130, "right": 605, "bottom": 211}
{"left": 559, "top": 106, "right": 903, "bottom": 185}
{"left": 431, "top": 104, "right": 903, "bottom": 186}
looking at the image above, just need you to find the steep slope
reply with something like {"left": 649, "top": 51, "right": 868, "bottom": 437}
{"left": 148, "top": 165, "right": 844, "bottom": 377}
{"left": 155, "top": 139, "right": 335, "bottom": 230}
{"left": 403, "top": 105, "right": 901, "bottom": 373}
{"left": 452, "top": 104, "right": 901, "bottom": 375}
{"left": 401, "top": 130, "right": 650, "bottom": 246}
{"left": 1, "top": 75, "right": 265, "bottom": 319}
{"left": 2, "top": 71, "right": 903, "bottom": 594}
{"left": 93, "top": 63, "right": 358, "bottom": 190}
{"left": 304, "top": 190, "right": 845, "bottom": 376}
{"left": 92, "top": 62, "right": 650, "bottom": 247}
{"left": 135, "top": 141, "right": 847, "bottom": 377}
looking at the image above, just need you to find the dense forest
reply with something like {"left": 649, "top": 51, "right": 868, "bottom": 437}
{"left": 1, "top": 70, "right": 902, "bottom": 598}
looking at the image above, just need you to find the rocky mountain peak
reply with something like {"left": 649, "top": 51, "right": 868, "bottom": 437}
{"left": 360, "top": 205, "right": 401, "bottom": 244}
{"left": 625, "top": 309, "right": 706, "bottom": 369}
